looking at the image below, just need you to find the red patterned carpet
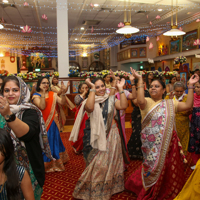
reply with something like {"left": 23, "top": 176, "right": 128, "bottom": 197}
{"left": 41, "top": 128, "right": 193, "bottom": 200}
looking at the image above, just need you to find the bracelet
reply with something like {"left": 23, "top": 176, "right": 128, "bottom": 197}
{"left": 137, "top": 86, "right": 145, "bottom": 89}
{"left": 119, "top": 91, "right": 124, "bottom": 94}
{"left": 90, "top": 89, "right": 96, "bottom": 92}
{"left": 131, "top": 83, "right": 136, "bottom": 86}
{"left": 188, "top": 86, "right": 195, "bottom": 89}
{"left": 110, "top": 87, "right": 116, "bottom": 90}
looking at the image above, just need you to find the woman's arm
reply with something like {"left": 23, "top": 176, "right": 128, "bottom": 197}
{"left": 56, "top": 81, "right": 67, "bottom": 105}
{"left": 115, "top": 78, "right": 128, "bottom": 110}
{"left": 177, "top": 75, "right": 199, "bottom": 112}
{"left": 84, "top": 78, "right": 95, "bottom": 113}
{"left": 127, "top": 67, "right": 137, "bottom": 100}
{"left": 51, "top": 85, "right": 62, "bottom": 96}
{"left": 109, "top": 69, "right": 117, "bottom": 96}
{"left": 166, "top": 84, "right": 170, "bottom": 93}
{"left": 21, "top": 170, "right": 35, "bottom": 200}
{"left": 132, "top": 70, "right": 147, "bottom": 110}
{"left": 32, "top": 88, "right": 46, "bottom": 110}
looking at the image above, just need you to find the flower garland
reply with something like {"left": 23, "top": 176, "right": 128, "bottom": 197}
{"left": 174, "top": 56, "right": 187, "bottom": 64}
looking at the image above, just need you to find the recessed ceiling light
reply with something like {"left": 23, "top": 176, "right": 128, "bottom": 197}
{"left": 94, "top": 4, "right": 99, "bottom": 7}
{"left": 80, "top": 27, "right": 84, "bottom": 30}
{"left": 158, "top": 9, "right": 163, "bottom": 12}
{"left": 20, "top": 26, "right": 24, "bottom": 29}
{"left": 2, "top": 0, "right": 9, "bottom": 3}
{"left": 75, "top": 38, "right": 77, "bottom": 40}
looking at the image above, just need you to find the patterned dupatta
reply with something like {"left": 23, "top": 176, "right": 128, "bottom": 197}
{"left": 141, "top": 99, "right": 175, "bottom": 189}
{"left": 40, "top": 91, "right": 57, "bottom": 132}
{"left": 5, "top": 77, "right": 53, "bottom": 173}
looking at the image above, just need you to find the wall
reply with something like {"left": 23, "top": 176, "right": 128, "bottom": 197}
{"left": 0, "top": 56, "right": 17, "bottom": 73}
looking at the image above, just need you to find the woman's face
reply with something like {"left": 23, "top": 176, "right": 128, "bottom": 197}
{"left": 148, "top": 73, "right": 154, "bottom": 79}
{"left": 40, "top": 78, "right": 49, "bottom": 91}
{"left": 3, "top": 81, "right": 20, "bottom": 105}
{"left": 95, "top": 80, "right": 106, "bottom": 96}
{"left": 52, "top": 77, "right": 58, "bottom": 85}
{"left": 171, "top": 77, "right": 176, "bottom": 84}
{"left": 195, "top": 82, "right": 200, "bottom": 95}
{"left": 80, "top": 84, "right": 88, "bottom": 94}
{"left": 0, "top": 151, "right": 5, "bottom": 165}
{"left": 174, "top": 86, "right": 184, "bottom": 98}
{"left": 149, "top": 80, "right": 165, "bottom": 100}
{"left": 104, "top": 75, "right": 110, "bottom": 83}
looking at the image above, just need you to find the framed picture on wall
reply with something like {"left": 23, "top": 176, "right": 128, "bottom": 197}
{"left": 139, "top": 47, "right": 146, "bottom": 57}
{"left": 82, "top": 57, "right": 88, "bottom": 69}
{"left": 180, "top": 72, "right": 187, "bottom": 87}
{"left": 182, "top": 29, "right": 198, "bottom": 51}
{"left": 131, "top": 48, "right": 138, "bottom": 58}
{"left": 169, "top": 39, "right": 181, "bottom": 54}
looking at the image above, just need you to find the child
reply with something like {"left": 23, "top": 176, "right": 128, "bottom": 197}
{"left": 0, "top": 128, "right": 34, "bottom": 200}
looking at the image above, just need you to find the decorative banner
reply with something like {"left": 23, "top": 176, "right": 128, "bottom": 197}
{"left": 196, "top": 19, "right": 200, "bottom": 22}
{"left": 150, "top": 21, "right": 152, "bottom": 25}
{"left": 90, "top": 3, "right": 94, "bottom": 7}
{"left": 91, "top": 26, "right": 94, "bottom": 33}
{"left": 193, "top": 39, "right": 200, "bottom": 46}
{"left": 93, "top": 51, "right": 100, "bottom": 61}
{"left": 10, "top": 56, "right": 15, "bottom": 63}
{"left": 1, "top": 17, "right": 4, "bottom": 23}
{"left": 146, "top": 15, "right": 148, "bottom": 19}
{"left": 156, "top": 36, "right": 159, "bottom": 41}
{"left": 23, "top": 2, "right": 29, "bottom": 6}
{"left": 21, "top": 25, "right": 32, "bottom": 33}
{"left": 42, "top": 14, "right": 48, "bottom": 20}
{"left": 156, "top": 15, "right": 161, "bottom": 19}
{"left": 149, "top": 42, "right": 153, "bottom": 49}
{"left": 118, "top": 22, "right": 124, "bottom": 28}
{"left": 179, "top": 27, "right": 183, "bottom": 31}
{"left": 146, "top": 36, "right": 150, "bottom": 42}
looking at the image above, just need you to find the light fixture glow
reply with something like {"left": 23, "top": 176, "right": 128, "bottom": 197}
{"left": 80, "top": 27, "right": 84, "bottom": 30}
{"left": 2, "top": 0, "right": 9, "bottom": 3}
{"left": 163, "top": 27, "right": 186, "bottom": 36}
{"left": 158, "top": 9, "right": 163, "bottom": 11}
{"left": 75, "top": 38, "right": 77, "bottom": 40}
{"left": 0, "top": 53, "right": 4, "bottom": 57}
{"left": 94, "top": 4, "right": 99, "bottom": 7}
{"left": 0, "top": 24, "right": 4, "bottom": 29}
{"left": 116, "top": 25, "right": 139, "bottom": 34}
{"left": 20, "top": 26, "right": 24, "bottom": 29}
{"left": 82, "top": 52, "right": 87, "bottom": 57}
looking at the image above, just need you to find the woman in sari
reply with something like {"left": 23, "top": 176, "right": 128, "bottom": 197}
{"left": 166, "top": 75, "right": 176, "bottom": 95}
{"left": 32, "top": 77, "right": 69, "bottom": 173}
{"left": 125, "top": 70, "right": 199, "bottom": 200}
{"left": 0, "top": 76, "right": 53, "bottom": 199}
{"left": 51, "top": 76, "right": 75, "bottom": 132}
{"left": 69, "top": 75, "right": 128, "bottom": 200}
{"left": 165, "top": 81, "right": 190, "bottom": 155}
{"left": 72, "top": 82, "right": 89, "bottom": 154}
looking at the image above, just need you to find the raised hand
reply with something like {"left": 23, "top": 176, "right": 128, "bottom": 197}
{"left": 85, "top": 78, "right": 95, "bottom": 89}
{"left": 117, "top": 78, "right": 125, "bottom": 90}
{"left": 189, "top": 74, "right": 199, "bottom": 85}
{"left": 61, "top": 81, "right": 66, "bottom": 94}
{"left": 110, "top": 69, "right": 117, "bottom": 87}
{"left": 131, "top": 69, "right": 142, "bottom": 79}
{"left": 168, "top": 91, "right": 174, "bottom": 99}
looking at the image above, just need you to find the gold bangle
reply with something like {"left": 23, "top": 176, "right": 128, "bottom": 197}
{"left": 137, "top": 85, "right": 144, "bottom": 88}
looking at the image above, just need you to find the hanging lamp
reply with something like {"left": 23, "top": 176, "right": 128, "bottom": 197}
{"left": 163, "top": 0, "right": 185, "bottom": 36}
{"left": 116, "top": 0, "right": 139, "bottom": 38}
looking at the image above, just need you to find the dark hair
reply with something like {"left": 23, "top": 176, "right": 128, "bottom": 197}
{"left": 103, "top": 74, "right": 109, "bottom": 79}
{"left": 145, "top": 72, "right": 153, "bottom": 90}
{"left": 36, "top": 77, "right": 50, "bottom": 92}
{"left": 78, "top": 82, "right": 89, "bottom": 98}
{"left": 0, "top": 128, "right": 20, "bottom": 200}
{"left": 195, "top": 69, "right": 200, "bottom": 72}
{"left": 91, "top": 78, "right": 105, "bottom": 85}
{"left": 1, "top": 76, "right": 20, "bottom": 95}
{"left": 169, "top": 75, "right": 176, "bottom": 84}
{"left": 51, "top": 76, "right": 58, "bottom": 86}
{"left": 110, "top": 75, "right": 122, "bottom": 83}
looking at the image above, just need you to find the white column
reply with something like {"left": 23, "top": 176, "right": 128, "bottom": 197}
{"left": 57, "top": 0, "right": 69, "bottom": 78}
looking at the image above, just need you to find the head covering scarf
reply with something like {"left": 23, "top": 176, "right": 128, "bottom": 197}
{"left": 5, "top": 76, "right": 53, "bottom": 172}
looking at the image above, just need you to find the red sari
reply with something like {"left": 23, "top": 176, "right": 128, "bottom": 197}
{"left": 125, "top": 99, "right": 185, "bottom": 199}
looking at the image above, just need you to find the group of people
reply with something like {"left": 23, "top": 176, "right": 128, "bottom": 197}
{"left": 0, "top": 67, "right": 200, "bottom": 200}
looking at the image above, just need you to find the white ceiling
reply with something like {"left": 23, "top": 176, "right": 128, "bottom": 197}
{"left": 0, "top": 0, "right": 200, "bottom": 56}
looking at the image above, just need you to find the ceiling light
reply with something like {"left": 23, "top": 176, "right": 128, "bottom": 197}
{"left": 20, "top": 26, "right": 24, "bottom": 29}
{"left": 75, "top": 38, "right": 77, "bottom": 40}
{"left": 94, "top": 4, "right": 99, "bottom": 7}
{"left": 0, "top": 24, "right": 4, "bottom": 29}
{"left": 82, "top": 52, "right": 87, "bottom": 57}
{"left": 2, "top": 0, "right": 9, "bottom": 3}
{"left": 187, "top": 12, "right": 191, "bottom": 14}
{"left": 80, "top": 27, "right": 84, "bottom": 30}
{"left": 163, "top": 26, "right": 186, "bottom": 36}
{"left": 0, "top": 53, "right": 4, "bottom": 57}
{"left": 116, "top": 24, "right": 139, "bottom": 34}
{"left": 158, "top": 9, "right": 163, "bottom": 11}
